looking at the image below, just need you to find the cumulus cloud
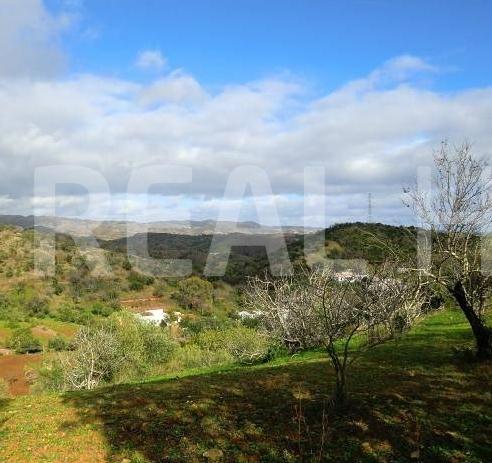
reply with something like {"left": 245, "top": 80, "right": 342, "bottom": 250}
{"left": 135, "top": 50, "right": 166, "bottom": 71}
{"left": 0, "top": 18, "right": 491, "bottom": 227}
{"left": 0, "top": 0, "right": 75, "bottom": 79}
{"left": 138, "top": 71, "right": 207, "bottom": 106}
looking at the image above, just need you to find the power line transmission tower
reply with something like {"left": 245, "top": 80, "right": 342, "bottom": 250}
{"left": 368, "top": 193, "right": 373, "bottom": 223}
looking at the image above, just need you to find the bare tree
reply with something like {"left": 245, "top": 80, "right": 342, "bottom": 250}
{"left": 59, "top": 325, "right": 125, "bottom": 390}
{"left": 246, "top": 263, "right": 423, "bottom": 407}
{"left": 407, "top": 142, "right": 492, "bottom": 360}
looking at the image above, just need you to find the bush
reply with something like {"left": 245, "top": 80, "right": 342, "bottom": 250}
{"left": 195, "top": 326, "right": 271, "bottom": 365}
{"left": 167, "top": 344, "right": 233, "bottom": 370}
{"left": 90, "top": 301, "right": 115, "bottom": 317}
{"left": 32, "top": 358, "right": 65, "bottom": 393}
{"left": 56, "top": 324, "right": 123, "bottom": 390}
{"left": 174, "top": 277, "right": 213, "bottom": 313}
{"left": 48, "top": 335, "right": 69, "bottom": 352}
{"left": 180, "top": 316, "right": 233, "bottom": 335}
{"left": 40, "top": 313, "right": 177, "bottom": 391}
{"left": 111, "top": 312, "right": 176, "bottom": 380}
{"left": 54, "top": 303, "right": 94, "bottom": 325}
{"left": 7, "top": 328, "right": 42, "bottom": 354}
{"left": 127, "top": 271, "right": 154, "bottom": 291}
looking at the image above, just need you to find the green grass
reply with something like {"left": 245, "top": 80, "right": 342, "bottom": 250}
{"left": 0, "top": 308, "right": 491, "bottom": 463}
{"left": 0, "top": 318, "right": 78, "bottom": 348}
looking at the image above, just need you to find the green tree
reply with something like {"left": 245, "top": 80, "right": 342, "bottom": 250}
{"left": 7, "top": 328, "right": 42, "bottom": 354}
{"left": 175, "top": 276, "right": 213, "bottom": 314}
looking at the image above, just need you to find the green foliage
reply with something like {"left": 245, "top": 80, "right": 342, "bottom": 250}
{"left": 25, "top": 296, "right": 50, "bottom": 318}
{"left": 51, "top": 278, "right": 64, "bottom": 295}
{"left": 54, "top": 303, "right": 93, "bottom": 325}
{"left": 180, "top": 316, "right": 233, "bottom": 335}
{"left": 7, "top": 327, "right": 42, "bottom": 354}
{"left": 174, "top": 276, "right": 213, "bottom": 313}
{"left": 167, "top": 344, "right": 233, "bottom": 370}
{"left": 90, "top": 301, "right": 116, "bottom": 317}
{"left": 39, "top": 313, "right": 177, "bottom": 391}
{"left": 109, "top": 312, "right": 176, "bottom": 380}
{"left": 127, "top": 271, "right": 154, "bottom": 291}
{"left": 194, "top": 326, "right": 271, "bottom": 365}
{"left": 33, "top": 358, "right": 65, "bottom": 393}
{"left": 48, "top": 335, "right": 69, "bottom": 352}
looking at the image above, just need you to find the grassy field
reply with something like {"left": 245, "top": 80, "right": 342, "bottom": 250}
{"left": 0, "top": 308, "right": 491, "bottom": 463}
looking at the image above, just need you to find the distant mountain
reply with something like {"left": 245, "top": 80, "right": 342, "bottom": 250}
{"left": 0, "top": 215, "right": 318, "bottom": 240}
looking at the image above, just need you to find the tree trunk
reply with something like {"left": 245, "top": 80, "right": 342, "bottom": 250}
{"left": 326, "top": 344, "right": 347, "bottom": 409}
{"left": 452, "top": 281, "right": 492, "bottom": 361}
{"left": 333, "top": 371, "right": 347, "bottom": 409}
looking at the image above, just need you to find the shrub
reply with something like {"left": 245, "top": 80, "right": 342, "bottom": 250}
{"left": 32, "top": 358, "right": 65, "bottom": 393}
{"left": 25, "top": 297, "right": 50, "bottom": 318}
{"left": 48, "top": 335, "right": 69, "bottom": 352}
{"left": 195, "top": 326, "right": 271, "bottom": 365}
{"left": 174, "top": 276, "right": 213, "bottom": 313}
{"left": 7, "top": 328, "right": 42, "bottom": 354}
{"left": 90, "top": 301, "right": 115, "bottom": 317}
{"left": 111, "top": 312, "right": 176, "bottom": 380}
{"left": 55, "top": 303, "right": 93, "bottom": 325}
{"left": 122, "top": 258, "right": 132, "bottom": 271}
{"left": 128, "top": 272, "right": 154, "bottom": 291}
{"left": 180, "top": 316, "right": 233, "bottom": 335}
{"left": 167, "top": 344, "right": 233, "bottom": 370}
{"left": 41, "top": 313, "right": 177, "bottom": 391}
{"left": 58, "top": 325, "right": 123, "bottom": 390}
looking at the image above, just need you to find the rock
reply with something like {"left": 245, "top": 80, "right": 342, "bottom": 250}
{"left": 203, "top": 449, "right": 223, "bottom": 460}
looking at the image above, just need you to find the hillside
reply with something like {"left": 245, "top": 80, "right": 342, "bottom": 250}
{"left": 0, "top": 215, "right": 315, "bottom": 240}
{"left": 100, "top": 222, "right": 420, "bottom": 282}
{"left": 0, "top": 309, "right": 490, "bottom": 463}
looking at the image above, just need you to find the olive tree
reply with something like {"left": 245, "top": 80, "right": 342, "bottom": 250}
{"left": 246, "top": 263, "right": 423, "bottom": 407}
{"left": 406, "top": 142, "right": 492, "bottom": 360}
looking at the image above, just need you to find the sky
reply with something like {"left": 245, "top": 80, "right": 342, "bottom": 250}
{"left": 0, "top": 0, "right": 492, "bottom": 226}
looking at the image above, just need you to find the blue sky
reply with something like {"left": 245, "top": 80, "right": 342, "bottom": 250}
{"left": 48, "top": 0, "right": 492, "bottom": 92}
{"left": 1, "top": 0, "right": 492, "bottom": 225}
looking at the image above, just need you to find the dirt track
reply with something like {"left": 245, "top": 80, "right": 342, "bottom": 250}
{"left": 0, "top": 353, "right": 42, "bottom": 396}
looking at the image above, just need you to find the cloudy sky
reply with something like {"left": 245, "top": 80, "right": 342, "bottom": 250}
{"left": 1, "top": 0, "right": 491, "bottom": 226}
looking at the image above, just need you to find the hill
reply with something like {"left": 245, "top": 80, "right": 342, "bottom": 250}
{"left": 0, "top": 215, "right": 315, "bottom": 240}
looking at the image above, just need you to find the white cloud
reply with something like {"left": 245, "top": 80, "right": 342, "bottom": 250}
{"left": 138, "top": 71, "right": 207, "bottom": 106}
{"left": 0, "top": 44, "right": 491, "bottom": 225}
{"left": 0, "top": 0, "right": 68, "bottom": 78}
{"left": 135, "top": 50, "right": 166, "bottom": 71}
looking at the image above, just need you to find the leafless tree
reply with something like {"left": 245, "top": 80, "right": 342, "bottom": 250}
{"left": 246, "top": 263, "right": 423, "bottom": 407}
{"left": 407, "top": 141, "right": 492, "bottom": 360}
{"left": 59, "top": 325, "right": 125, "bottom": 390}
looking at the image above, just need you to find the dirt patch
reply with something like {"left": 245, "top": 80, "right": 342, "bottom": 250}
{"left": 0, "top": 353, "right": 42, "bottom": 395}
{"left": 31, "top": 325, "right": 57, "bottom": 339}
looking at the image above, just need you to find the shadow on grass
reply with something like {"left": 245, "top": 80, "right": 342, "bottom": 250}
{"left": 60, "top": 311, "right": 492, "bottom": 462}
{"left": 60, "top": 352, "right": 492, "bottom": 463}
{"left": 62, "top": 361, "right": 337, "bottom": 462}
{"left": 0, "top": 397, "right": 12, "bottom": 439}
